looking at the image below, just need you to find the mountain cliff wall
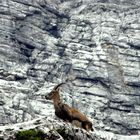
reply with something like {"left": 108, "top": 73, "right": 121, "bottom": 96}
{"left": 0, "top": 0, "right": 140, "bottom": 137}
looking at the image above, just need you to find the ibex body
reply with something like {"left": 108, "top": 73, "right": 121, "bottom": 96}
{"left": 45, "top": 83, "right": 93, "bottom": 131}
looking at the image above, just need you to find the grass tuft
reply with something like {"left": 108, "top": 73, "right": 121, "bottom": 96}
{"left": 15, "top": 129, "right": 45, "bottom": 140}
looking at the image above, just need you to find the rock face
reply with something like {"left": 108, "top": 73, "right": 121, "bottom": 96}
{"left": 0, "top": 117, "right": 139, "bottom": 140}
{"left": 0, "top": 117, "right": 95, "bottom": 140}
{"left": 0, "top": 0, "right": 140, "bottom": 138}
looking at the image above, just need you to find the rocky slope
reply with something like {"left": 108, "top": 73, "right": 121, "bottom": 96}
{"left": 0, "top": 117, "right": 139, "bottom": 140}
{"left": 0, "top": 0, "right": 140, "bottom": 139}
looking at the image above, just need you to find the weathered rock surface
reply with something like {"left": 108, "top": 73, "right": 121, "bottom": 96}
{"left": 0, "top": 117, "right": 139, "bottom": 140}
{"left": 0, "top": 0, "right": 140, "bottom": 139}
{"left": 0, "top": 117, "right": 96, "bottom": 140}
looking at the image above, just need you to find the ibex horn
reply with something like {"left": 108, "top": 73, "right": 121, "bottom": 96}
{"left": 53, "top": 83, "right": 65, "bottom": 90}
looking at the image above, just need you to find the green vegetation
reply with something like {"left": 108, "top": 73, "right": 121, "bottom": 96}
{"left": 15, "top": 129, "right": 45, "bottom": 140}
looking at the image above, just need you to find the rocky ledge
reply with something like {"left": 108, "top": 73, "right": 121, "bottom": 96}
{"left": 0, "top": 117, "right": 139, "bottom": 140}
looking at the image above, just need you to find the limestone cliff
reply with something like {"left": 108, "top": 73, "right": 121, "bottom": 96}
{"left": 0, "top": 0, "right": 140, "bottom": 139}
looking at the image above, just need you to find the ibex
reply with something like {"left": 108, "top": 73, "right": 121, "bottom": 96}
{"left": 45, "top": 83, "right": 93, "bottom": 131}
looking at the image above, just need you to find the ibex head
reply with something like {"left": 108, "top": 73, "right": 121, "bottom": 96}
{"left": 45, "top": 83, "right": 65, "bottom": 100}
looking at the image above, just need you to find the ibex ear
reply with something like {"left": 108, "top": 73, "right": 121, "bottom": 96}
{"left": 56, "top": 88, "right": 59, "bottom": 91}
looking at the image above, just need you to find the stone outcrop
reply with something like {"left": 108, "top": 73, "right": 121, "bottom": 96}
{"left": 0, "top": 0, "right": 140, "bottom": 139}
{"left": 0, "top": 117, "right": 139, "bottom": 140}
{"left": 0, "top": 117, "right": 95, "bottom": 140}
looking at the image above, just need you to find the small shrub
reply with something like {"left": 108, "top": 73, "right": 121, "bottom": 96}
{"left": 15, "top": 129, "right": 45, "bottom": 140}
{"left": 56, "top": 128, "right": 69, "bottom": 140}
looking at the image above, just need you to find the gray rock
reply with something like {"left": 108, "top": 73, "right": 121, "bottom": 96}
{"left": 0, "top": 117, "right": 139, "bottom": 140}
{"left": 0, "top": 0, "right": 140, "bottom": 139}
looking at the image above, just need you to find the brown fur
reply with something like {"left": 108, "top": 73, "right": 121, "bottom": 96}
{"left": 45, "top": 83, "right": 93, "bottom": 131}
